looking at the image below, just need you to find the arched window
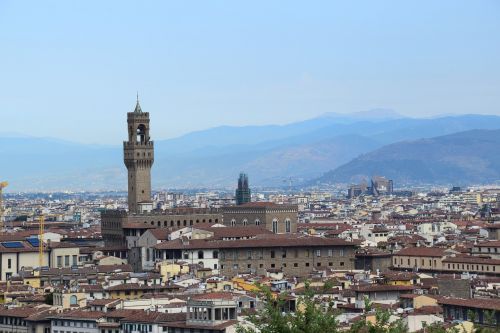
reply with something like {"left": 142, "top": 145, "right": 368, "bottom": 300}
{"left": 285, "top": 219, "right": 291, "bottom": 233}
{"left": 243, "top": 219, "right": 248, "bottom": 226}
{"left": 255, "top": 219, "right": 261, "bottom": 226}
{"left": 70, "top": 295, "right": 78, "bottom": 305}
{"left": 136, "top": 124, "right": 147, "bottom": 143}
{"left": 231, "top": 219, "right": 236, "bottom": 227}
{"left": 272, "top": 219, "right": 278, "bottom": 233}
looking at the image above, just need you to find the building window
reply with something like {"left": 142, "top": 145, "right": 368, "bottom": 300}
{"left": 339, "top": 248, "right": 344, "bottom": 256}
{"left": 305, "top": 262, "right": 310, "bottom": 267}
{"left": 72, "top": 255, "right": 77, "bottom": 266}
{"left": 243, "top": 219, "right": 248, "bottom": 226}
{"left": 316, "top": 250, "right": 321, "bottom": 257}
{"left": 65, "top": 255, "right": 70, "bottom": 266}
{"left": 328, "top": 249, "right": 333, "bottom": 257}
{"left": 272, "top": 219, "right": 278, "bottom": 233}
{"left": 340, "top": 262, "right": 345, "bottom": 266}
{"left": 270, "top": 250, "right": 275, "bottom": 258}
{"left": 255, "top": 219, "right": 261, "bottom": 226}
{"left": 213, "top": 251, "right": 218, "bottom": 259}
{"left": 294, "top": 263, "right": 298, "bottom": 267}
{"left": 57, "top": 256, "right": 62, "bottom": 268}
{"left": 247, "top": 250, "right": 252, "bottom": 259}
{"left": 7, "top": 258, "right": 11, "bottom": 269}
{"left": 231, "top": 219, "right": 236, "bottom": 227}
{"left": 198, "top": 251, "right": 204, "bottom": 259}
{"left": 285, "top": 219, "right": 291, "bottom": 233}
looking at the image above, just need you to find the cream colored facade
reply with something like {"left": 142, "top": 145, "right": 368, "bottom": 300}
{"left": 0, "top": 251, "right": 49, "bottom": 281}
{"left": 392, "top": 253, "right": 445, "bottom": 271}
{"left": 158, "top": 261, "right": 189, "bottom": 280}
{"left": 53, "top": 290, "right": 87, "bottom": 309}
{"left": 50, "top": 247, "right": 80, "bottom": 268}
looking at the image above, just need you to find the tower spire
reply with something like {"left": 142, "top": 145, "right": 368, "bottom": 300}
{"left": 134, "top": 92, "right": 142, "bottom": 113}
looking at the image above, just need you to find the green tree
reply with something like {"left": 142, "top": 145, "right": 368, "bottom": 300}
{"left": 348, "top": 308, "right": 407, "bottom": 333}
{"left": 237, "top": 281, "right": 340, "bottom": 333}
{"left": 237, "top": 281, "right": 413, "bottom": 333}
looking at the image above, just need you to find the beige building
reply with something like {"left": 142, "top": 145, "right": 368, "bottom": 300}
{"left": 222, "top": 202, "right": 298, "bottom": 234}
{"left": 392, "top": 247, "right": 451, "bottom": 271}
{"left": 155, "top": 235, "right": 357, "bottom": 278}
{"left": 50, "top": 243, "right": 80, "bottom": 269}
{"left": 101, "top": 208, "right": 222, "bottom": 245}
{"left": 53, "top": 289, "right": 87, "bottom": 309}
{"left": 0, "top": 241, "right": 80, "bottom": 281}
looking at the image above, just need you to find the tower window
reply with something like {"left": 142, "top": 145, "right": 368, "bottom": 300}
{"left": 136, "top": 124, "right": 147, "bottom": 143}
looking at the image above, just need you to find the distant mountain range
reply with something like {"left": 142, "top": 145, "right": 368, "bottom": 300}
{"left": 2, "top": 111, "right": 500, "bottom": 191}
{"left": 315, "top": 129, "right": 500, "bottom": 186}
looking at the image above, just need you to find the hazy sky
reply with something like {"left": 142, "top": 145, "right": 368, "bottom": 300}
{"left": 0, "top": 1, "right": 499, "bottom": 144}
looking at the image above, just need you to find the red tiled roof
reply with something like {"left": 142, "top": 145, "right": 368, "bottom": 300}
{"left": 210, "top": 226, "right": 273, "bottom": 239}
{"left": 190, "top": 292, "right": 235, "bottom": 300}
{"left": 352, "top": 284, "right": 415, "bottom": 292}
{"left": 395, "top": 247, "right": 447, "bottom": 257}
{"left": 155, "top": 234, "right": 357, "bottom": 250}
{"left": 443, "top": 256, "right": 500, "bottom": 265}
{"left": 437, "top": 297, "right": 500, "bottom": 311}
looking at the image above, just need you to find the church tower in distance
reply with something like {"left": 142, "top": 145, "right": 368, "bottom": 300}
{"left": 124, "top": 96, "right": 154, "bottom": 213}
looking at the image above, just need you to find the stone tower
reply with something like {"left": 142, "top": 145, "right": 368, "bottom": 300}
{"left": 124, "top": 97, "right": 154, "bottom": 213}
{"left": 235, "top": 173, "right": 251, "bottom": 205}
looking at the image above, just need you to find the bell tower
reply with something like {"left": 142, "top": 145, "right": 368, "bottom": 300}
{"left": 124, "top": 96, "right": 154, "bottom": 213}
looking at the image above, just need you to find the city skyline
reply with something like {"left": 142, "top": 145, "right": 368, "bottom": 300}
{"left": 1, "top": 1, "right": 499, "bottom": 144}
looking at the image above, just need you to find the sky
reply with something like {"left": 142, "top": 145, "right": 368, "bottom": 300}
{"left": 0, "top": 1, "right": 499, "bottom": 144}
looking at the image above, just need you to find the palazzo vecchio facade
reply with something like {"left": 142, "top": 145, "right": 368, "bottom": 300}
{"left": 101, "top": 99, "right": 298, "bottom": 246}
